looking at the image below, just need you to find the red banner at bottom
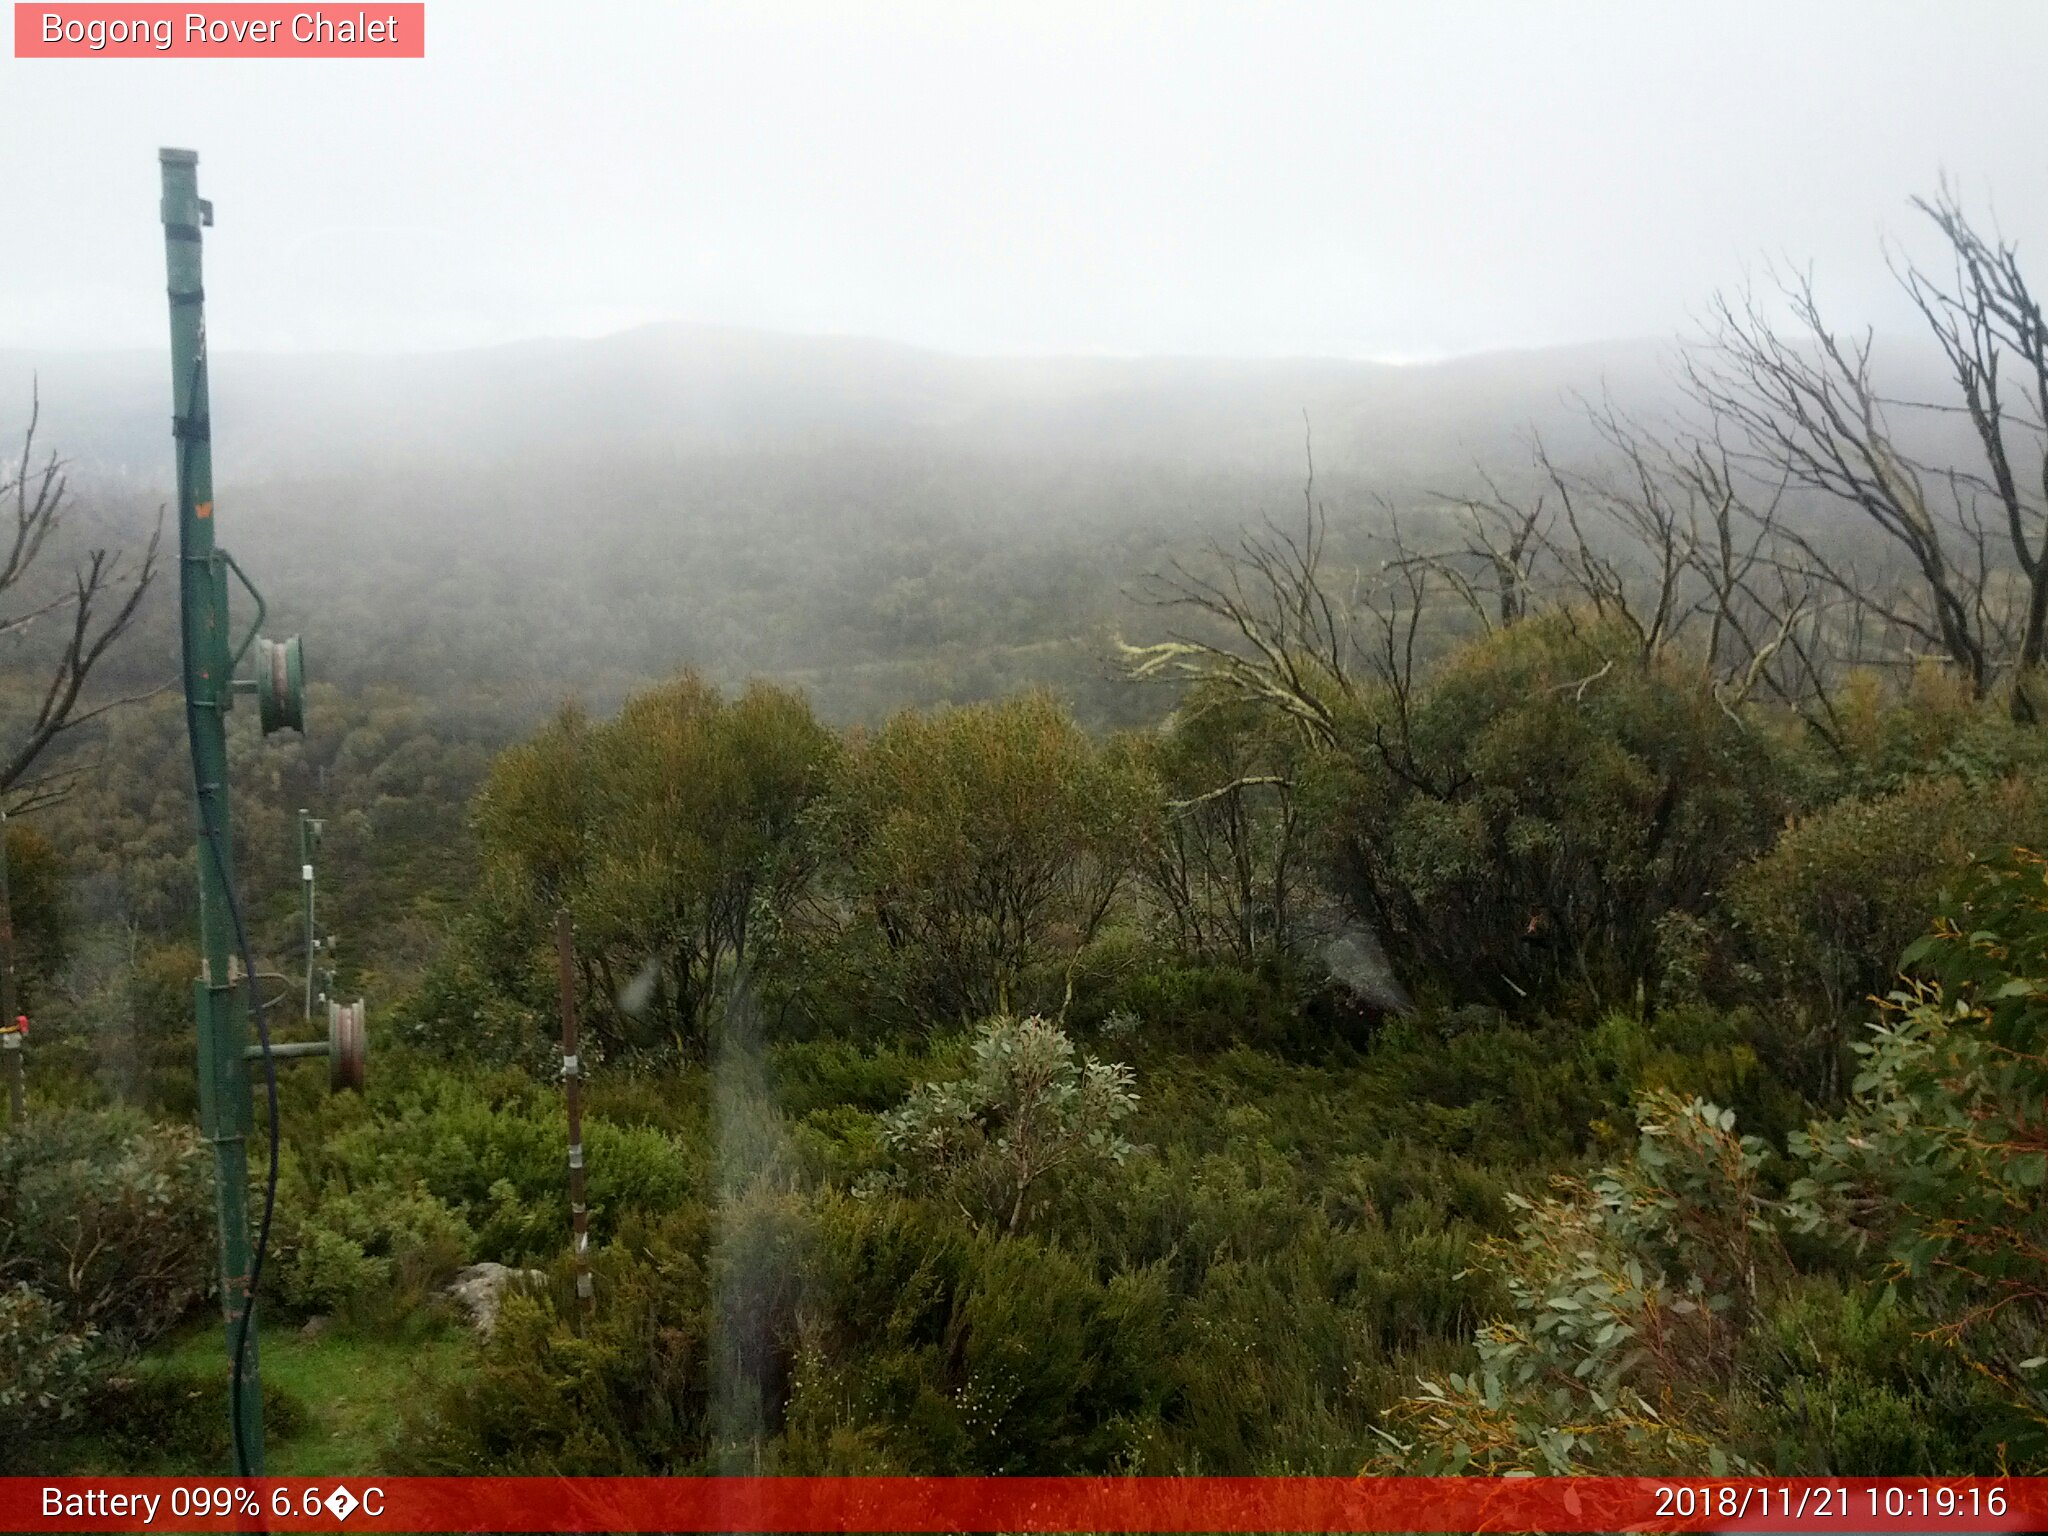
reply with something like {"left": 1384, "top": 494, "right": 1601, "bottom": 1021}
{"left": 4, "top": 1476, "right": 2043, "bottom": 1532}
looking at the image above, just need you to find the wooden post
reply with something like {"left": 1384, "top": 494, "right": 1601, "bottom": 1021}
{"left": 555, "top": 909, "right": 594, "bottom": 1313}
{"left": 1, "top": 808, "right": 21, "bottom": 1131}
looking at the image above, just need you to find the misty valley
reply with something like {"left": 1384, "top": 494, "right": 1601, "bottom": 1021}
{"left": 4, "top": 189, "right": 2048, "bottom": 1483}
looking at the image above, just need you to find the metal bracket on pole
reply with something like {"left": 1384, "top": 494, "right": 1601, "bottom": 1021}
{"left": 221, "top": 550, "right": 267, "bottom": 672}
{"left": 241, "top": 1000, "right": 366, "bottom": 1092}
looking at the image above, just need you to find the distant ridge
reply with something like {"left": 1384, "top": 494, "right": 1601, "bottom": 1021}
{"left": 0, "top": 323, "right": 1684, "bottom": 488}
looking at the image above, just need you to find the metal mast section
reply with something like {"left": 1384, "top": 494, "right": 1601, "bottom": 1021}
{"left": 160, "top": 146, "right": 312, "bottom": 1477}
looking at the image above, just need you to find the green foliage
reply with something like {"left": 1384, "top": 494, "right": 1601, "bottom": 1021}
{"left": 0, "top": 1283, "right": 96, "bottom": 1467}
{"left": 1829, "top": 665, "right": 2048, "bottom": 795}
{"left": 28, "top": 683, "right": 504, "bottom": 987}
{"left": 870, "top": 1015, "right": 1137, "bottom": 1234}
{"left": 0, "top": 1107, "right": 214, "bottom": 1472}
{"left": 1135, "top": 687, "right": 1309, "bottom": 962}
{"left": 3, "top": 822, "right": 70, "bottom": 1007}
{"left": 1743, "top": 1278, "right": 2023, "bottom": 1474}
{"left": 1726, "top": 772, "right": 2048, "bottom": 1096}
{"left": 87, "top": 1365, "right": 309, "bottom": 1471}
{"left": 768, "top": 1192, "right": 1174, "bottom": 1474}
{"left": 0, "top": 1105, "right": 213, "bottom": 1347}
{"left": 1094, "top": 956, "right": 1313, "bottom": 1054}
{"left": 284, "top": 1061, "right": 700, "bottom": 1266}
{"left": 467, "top": 673, "right": 838, "bottom": 1056}
{"left": 1326, "top": 613, "right": 1791, "bottom": 1009}
{"left": 1787, "top": 851, "right": 2048, "bottom": 1449}
{"left": 764, "top": 1037, "right": 935, "bottom": 1118}
{"left": 32, "top": 594, "right": 2048, "bottom": 1479}
{"left": 1577, "top": 1005, "right": 1806, "bottom": 1150}
{"left": 1378, "top": 1090, "right": 1782, "bottom": 1474}
{"left": 835, "top": 690, "right": 1149, "bottom": 1024}
{"left": 29, "top": 940, "right": 206, "bottom": 1118}
{"left": 400, "top": 1236, "right": 709, "bottom": 1473}
{"left": 393, "top": 906, "right": 557, "bottom": 1071}
{"left": 276, "top": 1180, "right": 473, "bottom": 1318}
{"left": 1390, "top": 844, "right": 2048, "bottom": 1478}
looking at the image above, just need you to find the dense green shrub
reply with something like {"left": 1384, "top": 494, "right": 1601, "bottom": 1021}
{"left": 0, "top": 1105, "right": 213, "bottom": 1347}
{"left": 1828, "top": 665, "right": 2048, "bottom": 795}
{"left": 1742, "top": 1278, "right": 2022, "bottom": 1474}
{"left": 0, "top": 1108, "right": 214, "bottom": 1473}
{"left": 275, "top": 1178, "right": 473, "bottom": 1318}
{"left": 88, "top": 1366, "right": 308, "bottom": 1470}
{"left": 394, "top": 907, "right": 557, "bottom": 1071}
{"left": 1577, "top": 1005, "right": 1806, "bottom": 1150}
{"left": 414, "top": 1185, "right": 1175, "bottom": 1476}
{"left": 782, "top": 1194, "right": 1174, "bottom": 1473}
{"left": 0, "top": 1283, "right": 96, "bottom": 1468}
{"left": 400, "top": 1240, "right": 710, "bottom": 1473}
{"left": 1374, "top": 1090, "right": 1783, "bottom": 1473}
{"left": 833, "top": 690, "right": 1150, "bottom": 1024}
{"left": 1725, "top": 772, "right": 2048, "bottom": 1096}
{"left": 285, "top": 1062, "right": 700, "bottom": 1264}
{"left": 764, "top": 1038, "right": 936, "bottom": 1118}
{"left": 1786, "top": 851, "right": 2048, "bottom": 1456}
{"left": 1096, "top": 958, "right": 1314, "bottom": 1054}
{"left": 1323, "top": 613, "right": 1792, "bottom": 1010}
{"left": 868, "top": 1015, "right": 1136, "bottom": 1234}
{"left": 1372, "top": 850, "right": 2048, "bottom": 1477}
{"left": 458, "top": 672, "right": 840, "bottom": 1059}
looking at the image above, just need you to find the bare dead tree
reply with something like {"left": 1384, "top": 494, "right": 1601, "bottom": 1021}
{"left": 1684, "top": 273, "right": 1980, "bottom": 689}
{"left": 1123, "top": 392, "right": 1852, "bottom": 768}
{"left": 0, "top": 389, "right": 165, "bottom": 811}
{"left": 1894, "top": 182, "right": 2048, "bottom": 718}
{"left": 1402, "top": 394, "right": 1850, "bottom": 748}
{"left": 1396, "top": 468, "right": 1549, "bottom": 631}
{"left": 1120, "top": 425, "right": 1363, "bottom": 751}
{"left": 1682, "top": 188, "right": 2048, "bottom": 721}
{"left": 1551, "top": 401, "right": 1851, "bottom": 746}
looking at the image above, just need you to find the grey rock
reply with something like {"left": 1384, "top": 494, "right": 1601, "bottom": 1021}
{"left": 446, "top": 1261, "right": 547, "bottom": 1336}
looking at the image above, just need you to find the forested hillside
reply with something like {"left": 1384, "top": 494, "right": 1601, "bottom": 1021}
{"left": 6, "top": 202, "right": 2048, "bottom": 1476}
{"left": 0, "top": 328, "right": 1704, "bottom": 726}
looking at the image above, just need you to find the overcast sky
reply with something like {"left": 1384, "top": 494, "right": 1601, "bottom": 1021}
{"left": 3, "top": 0, "right": 2044, "bottom": 360}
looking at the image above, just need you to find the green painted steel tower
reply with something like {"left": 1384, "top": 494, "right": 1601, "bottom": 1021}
{"left": 160, "top": 147, "right": 311, "bottom": 1476}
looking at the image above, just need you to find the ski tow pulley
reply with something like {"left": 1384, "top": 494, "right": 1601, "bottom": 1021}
{"left": 328, "top": 999, "right": 367, "bottom": 1093}
{"left": 255, "top": 634, "right": 305, "bottom": 735}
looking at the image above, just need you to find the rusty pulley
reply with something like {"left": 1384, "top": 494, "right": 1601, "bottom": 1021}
{"left": 244, "top": 997, "right": 366, "bottom": 1092}
{"left": 255, "top": 634, "right": 305, "bottom": 735}
{"left": 327, "top": 998, "right": 366, "bottom": 1092}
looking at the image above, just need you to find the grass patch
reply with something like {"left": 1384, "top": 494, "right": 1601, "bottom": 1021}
{"left": 65, "top": 1317, "right": 474, "bottom": 1476}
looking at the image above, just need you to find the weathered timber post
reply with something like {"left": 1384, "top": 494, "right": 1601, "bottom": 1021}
{"left": 555, "top": 909, "right": 595, "bottom": 1314}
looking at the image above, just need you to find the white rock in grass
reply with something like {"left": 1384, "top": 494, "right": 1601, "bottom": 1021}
{"left": 445, "top": 1262, "right": 546, "bottom": 1336}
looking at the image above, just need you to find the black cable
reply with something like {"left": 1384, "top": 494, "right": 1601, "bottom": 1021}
{"left": 201, "top": 797, "right": 280, "bottom": 1479}
{"left": 176, "top": 343, "right": 281, "bottom": 1480}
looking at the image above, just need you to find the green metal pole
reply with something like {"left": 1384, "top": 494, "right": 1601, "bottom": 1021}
{"left": 160, "top": 147, "right": 264, "bottom": 1475}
